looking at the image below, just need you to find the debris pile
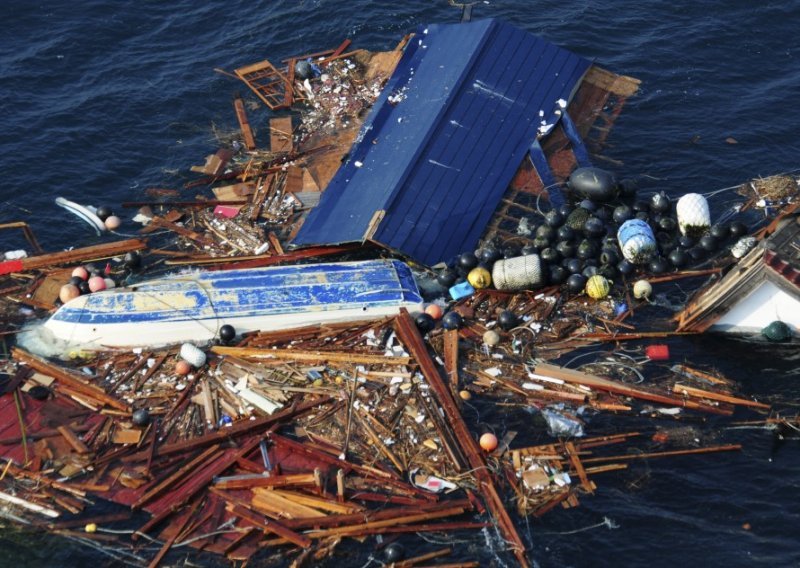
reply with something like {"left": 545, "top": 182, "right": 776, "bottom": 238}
{"left": 0, "top": 27, "right": 797, "bottom": 568}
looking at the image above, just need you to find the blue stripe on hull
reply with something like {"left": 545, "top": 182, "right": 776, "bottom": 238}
{"left": 50, "top": 260, "right": 423, "bottom": 326}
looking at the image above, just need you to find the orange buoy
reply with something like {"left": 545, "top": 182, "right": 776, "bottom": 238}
{"left": 104, "top": 215, "right": 122, "bottom": 230}
{"left": 59, "top": 284, "right": 81, "bottom": 303}
{"left": 175, "top": 360, "right": 192, "bottom": 376}
{"left": 479, "top": 433, "right": 498, "bottom": 452}
{"left": 88, "top": 276, "right": 106, "bottom": 292}
{"left": 424, "top": 303, "right": 443, "bottom": 320}
{"left": 71, "top": 266, "right": 89, "bottom": 280}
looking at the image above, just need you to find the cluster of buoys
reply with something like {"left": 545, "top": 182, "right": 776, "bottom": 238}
{"left": 59, "top": 263, "right": 116, "bottom": 304}
{"left": 95, "top": 205, "right": 122, "bottom": 231}
{"left": 434, "top": 166, "right": 754, "bottom": 306}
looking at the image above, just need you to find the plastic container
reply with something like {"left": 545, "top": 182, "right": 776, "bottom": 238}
{"left": 492, "top": 254, "right": 544, "bottom": 291}
{"left": 617, "top": 219, "right": 657, "bottom": 263}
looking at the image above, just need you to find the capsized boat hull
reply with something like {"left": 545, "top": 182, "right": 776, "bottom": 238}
{"left": 43, "top": 259, "right": 424, "bottom": 349}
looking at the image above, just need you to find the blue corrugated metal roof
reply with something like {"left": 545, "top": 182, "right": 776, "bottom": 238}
{"left": 293, "top": 18, "right": 591, "bottom": 266}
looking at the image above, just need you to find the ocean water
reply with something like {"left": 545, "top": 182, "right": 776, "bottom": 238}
{"left": 1, "top": 1, "right": 799, "bottom": 566}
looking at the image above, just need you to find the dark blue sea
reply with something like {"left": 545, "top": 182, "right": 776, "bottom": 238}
{"left": 2, "top": 1, "right": 799, "bottom": 566}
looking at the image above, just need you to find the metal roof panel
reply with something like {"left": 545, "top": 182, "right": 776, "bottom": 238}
{"left": 293, "top": 19, "right": 591, "bottom": 265}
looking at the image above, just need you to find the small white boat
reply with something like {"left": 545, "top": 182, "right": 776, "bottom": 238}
{"left": 40, "top": 259, "right": 424, "bottom": 349}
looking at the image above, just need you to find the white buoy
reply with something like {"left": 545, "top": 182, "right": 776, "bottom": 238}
{"left": 676, "top": 193, "right": 711, "bottom": 237}
{"left": 180, "top": 343, "right": 207, "bottom": 368}
{"left": 633, "top": 279, "right": 653, "bottom": 300}
{"left": 492, "top": 255, "right": 544, "bottom": 291}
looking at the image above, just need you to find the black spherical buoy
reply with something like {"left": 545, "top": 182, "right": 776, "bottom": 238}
{"left": 688, "top": 246, "right": 706, "bottom": 261}
{"left": 729, "top": 221, "right": 748, "bottom": 238}
{"left": 521, "top": 243, "right": 539, "bottom": 256}
{"left": 576, "top": 240, "right": 597, "bottom": 260}
{"left": 555, "top": 240, "right": 576, "bottom": 259}
{"left": 545, "top": 210, "right": 565, "bottom": 228}
{"left": 503, "top": 244, "right": 521, "bottom": 259}
{"left": 579, "top": 199, "right": 597, "bottom": 212}
{"left": 532, "top": 236, "right": 550, "bottom": 250}
{"left": 557, "top": 225, "right": 576, "bottom": 242}
{"left": 78, "top": 280, "right": 91, "bottom": 294}
{"left": 558, "top": 204, "right": 574, "bottom": 218}
{"left": 583, "top": 217, "right": 605, "bottom": 239}
{"left": 442, "top": 311, "right": 463, "bottom": 330}
{"left": 384, "top": 543, "right": 405, "bottom": 563}
{"left": 699, "top": 235, "right": 719, "bottom": 252}
{"left": 566, "top": 273, "right": 587, "bottom": 294}
{"left": 599, "top": 264, "right": 618, "bottom": 281}
{"left": 95, "top": 206, "right": 114, "bottom": 222}
{"left": 27, "top": 385, "right": 50, "bottom": 401}
{"left": 582, "top": 265, "right": 599, "bottom": 278}
{"left": 535, "top": 225, "right": 556, "bottom": 243}
{"left": 219, "top": 324, "right": 236, "bottom": 344}
{"left": 84, "top": 263, "right": 99, "bottom": 275}
{"left": 599, "top": 248, "right": 620, "bottom": 266}
{"left": 458, "top": 252, "right": 479, "bottom": 272}
{"left": 437, "top": 268, "right": 457, "bottom": 288}
{"left": 678, "top": 235, "right": 695, "bottom": 249}
{"left": 617, "top": 259, "right": 635, "bottom": 276}
{"left": 132, "top": 408, "right": 151, "bottom": 427}
{"left": 540, "top": 247, "right": 561, "bottom": 264}
{"left": 415, "top": 313, "right": 436, "bottom": 334}
{"left": 657, "top": 216, "right": 677, "bottom": 232}
{"left": 294, "top": 59, "right": 314, "bottom": 80}
{"left": 612, "top": 205, "right": 633, "bottom": 225}
{"left": 668, "top": 248, "right": 690, "bottom": 268}
{"left": 498, "top": 310, "right": 519, "bottom": 331}
{"left": 633, "top": 200, "right": 650, "bottom": 213}
{"left": 123, "top": 251, "right": 142, "bottom": 270}
{"left": 649, "top": 191, "right": 671, "bottom": 214}
{"left": 648, "top": 256, "right": 670, "bottom": 274}
{"left": 634, "top": 211, "right": 650, "bottom": 222}
{"left": 709, "top": 223, "right": 730, "bottom": 240}
{"left": 69, "top": 276, "right": 84, "bottom": 287}
{"left": 478, "top": 247, "right": 502, "bottom": 265}
{"left": 593, "top": 206, "right": 611, "bottom": 223}
{"left": 549, "top": 265, "right": 568, "bottom": 284}
{"left": 566, "top": 258, "right": 583, "bottom": 274}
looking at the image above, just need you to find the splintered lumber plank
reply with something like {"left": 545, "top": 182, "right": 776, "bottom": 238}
{"left": 233, "top": 94, "right": 256, "bottom": 150}
{"left": 57, "top": 426, "right": 90, "bottom": 455}
{"left": 672, "top": 383, "right": 770, "bottom": 409}
{"left": 530, "top": 362, "right": 732, "bottom": 415}
{"left": 12, "top": 348, "right": 129, "bottom": 412}
{"left": 393, "top": 310, "right": 530, "bottom": 568}
{"left": 212, "top": 346, "right": 410, "bottom": 366}
{"left": 0, "top": 238, "right": 147, "bottom": 276}
{"left": 306, "top": 506, "right": 466, "bottom": 539}
{"left": 395, "top": 547, "right": 452, "bottom": 568}
{"left": 564, "top": 442, "right": 592, "bottom": 493}
{"left": 133, "top": 445, "right": 222, "bottom": 509}
{"left": 214, "top": 473, "right": 315, "bottom": 490}
{"left": 443, "top": 329, "right": 460, "bottom": 394}
{"left": 579, "top": 444, "right": 742, "bottom": 465}
{"left": 138, "top": 397, "right": 330, "bottom": 460}
{"left": 228, "top": 503, "right": 311, "bottom": 548}
{"left": 256, "top": 488, "right": 362, "bottom": 514}
{"left": 147, "top": 499, "right": 201, "bottom": 568}
{"left": 136, "top": 438, "right": 262, "bottom": 537}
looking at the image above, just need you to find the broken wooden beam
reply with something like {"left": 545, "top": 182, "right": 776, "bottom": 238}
{"left": 12, "top": 348, "right": 129, "bottom": 412}
{"left": 393, "top": 309, "right": 531, "bottom": 568}
{"left": 0, "top": 238, "right": 147, "bottom": 276}
{"left": 233, "top": 94, "right": 257, "bottom": 150}
{"left": 212, "top": 346, "right": 410, "bottom": 366}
